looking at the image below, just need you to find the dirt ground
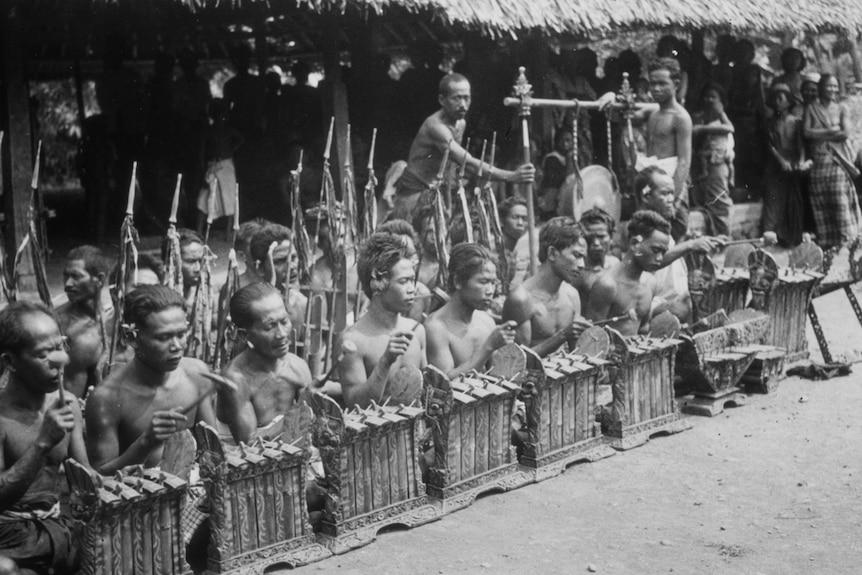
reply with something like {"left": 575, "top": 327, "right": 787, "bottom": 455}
{"left": 288, "top": 368, "right": 861, "bottom": 575}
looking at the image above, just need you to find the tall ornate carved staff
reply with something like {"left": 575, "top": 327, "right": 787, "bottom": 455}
{"left": 512, "top": 69, "right": 538, "bottom": 274}
{"left": 164, "top": 175, "right": 184, "bottom": 297}
{"left": 107, "top": 162, "right": 141, "bottom": 375}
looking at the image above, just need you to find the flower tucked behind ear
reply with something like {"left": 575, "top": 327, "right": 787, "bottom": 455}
{"left": 121, "top": 323, "right": 138, "bottom": 342}
{"left": 370, "top": 268, "right": 389, "bottom": 294}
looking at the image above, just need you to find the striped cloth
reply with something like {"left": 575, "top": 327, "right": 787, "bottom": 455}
{"left": 809, "top": 155, "right": 862, "bottom": 248}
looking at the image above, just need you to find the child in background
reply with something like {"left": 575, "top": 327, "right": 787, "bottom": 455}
{"left": 691, "top": 81, "right": 735, "bottom": 236}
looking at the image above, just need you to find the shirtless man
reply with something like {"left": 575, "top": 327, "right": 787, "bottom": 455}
{"left": 585, "top": 211, "right": 671, "bottom": 336}
{"left": 217, "top": 282, "right": 312, "bottom": 444}
{"left": 0, "top": 302, "right": 87, "bottom": 574}
{"left": 86, "top": 285, "right": 217, "bottom": 474}
{"left": 55, "top": 246, "right": 110, "bottom": 398}
{"left": 376, "top": 218, "right": 433, "bottom": 322}
{"left": 393, "top": 73, "right": 535, "bottom": 220}
{"left": 628, "top": 167, "right": 722, "bottom": 321}
{"left": 498, "top": 195, "right": 529, "bottom": 289}
{"left": 599, "top": 57, "right": 691, "bottom": 203}
{"left": 502, "top": 217, "right": 591, "bottom": 357}
{"left": 335, "top": 234, "right": 426, "bottom": 409}
{"left": 175, "top": 228, "right": 205, "bottom": 309}
{"left": 574, "top": 208, "right": 620, "bottom": 310}
{"left": 425, "top": 243, "right": 516, "bottom": 378}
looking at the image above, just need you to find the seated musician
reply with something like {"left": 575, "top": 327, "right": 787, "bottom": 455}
{"left": 86, "top": 285, "right": 217, "bottom": 474}
{"left": 501, "top": 216, "right": 591, "bottom": 357}
{"left": 217, "top": 282, "right": 312, "bottom": 444}
{"left": 174, "top": 228, "right": 205, "bottom": 309}
{"left": 334, "top": 234, "right": 427, "bottom": 409}
{"left": 627, "top": 166, "right": 723, "bottom": 322}
{"left": 425, "top": 243, "right": 516, "bottom": 378}
{"left": 56, "top": 246, "right": 110, "bottom": 398}
{"left": 0, "top": 302, "right": 88, "bottom": 574}
{"left": 585, "top": 210, "right": 672, "bottom": 336}
{"left": 376, "top": 219, "right": 434, "bottom": 322}
{"left": 308, "top": 206, "right": 361, "bottom": 316}
{"left": 574, "top": 208, "right": 620, "bottom": 310}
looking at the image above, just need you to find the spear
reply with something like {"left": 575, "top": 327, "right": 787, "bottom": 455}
{"left": 363, "top": 128, "right": 378, "bottom": 241}
{"left": 456, "top": 138, "right": 473, "bottom": 243}
{"left": 483, "top": 135, "right": 510, "bottom": 295}
{"left": 343, "top": 124, "right": 358, "bottom": 247}
{"left": 26, "top": 142, "right": 52, "bottom": 307}
{"left": 107, "top": 162, "right": 141, "bottom": 376}
{"left": 214, "top": 184, "right": 242, "bottom": 370}
{"left": 313, "top": 117, "right": 335, "bottom": 256}
{"left": 164, "top": 175, "right": 184, "bottom": 297}
{"left": 290, "top": 152, "right": 313, "bottom": 285}
{"left": 474, "top": 139, "right": 492, "bottom": 246}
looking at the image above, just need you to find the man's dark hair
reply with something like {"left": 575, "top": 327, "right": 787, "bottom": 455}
{"left": 579, "top": 207, "right": 616, "bottom": 237}
{"left": 110, "top": 252, "right": 166, "bottom": 287}
{"left": 358, "top": 233, "right": 413, "bottom": 299}
{"left": 700, "top": 81, "right": 727, "bottom": 107}
{"left": 249, "top": 223, "right": 292, "bottom": 264}
{"left": 539, "top": 216, "right": 582, "bottom": 263}
{"left": 0, "top": 301, "right": 56, "bottom": 356}
{"left": 439, "top": 73, "right": 469, "bottom": 97}
{"left": 648, "top": 57, "right": 681, "bottom": 82}
{"left": 633, "top": 166, "right": 670, "bottom": 205}
{"left": 67, "top": 245, "right": 110, "bottom": 279}
{"left": 627, "top": 210, "right": 671, "bottom": 240}
{"left": 377, "top": 219, "right": 418, "bottom": 255}
{"left": 230, "top": 282, "right": 281, "bottom": 330}
{"left": 124, "top": 284, "right": 185, "bottom": 328}
{"left": 447, "top": 243, "right": 494, "bottom": 293}
{"left": 497, "top": 195, "right": 528, "bottom": 221}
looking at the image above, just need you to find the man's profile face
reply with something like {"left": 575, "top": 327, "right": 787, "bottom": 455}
{"left": 11, "top": 312, "right": 69, "bottom": 393}
{"left": 550, "top": 238, "right": 587, "bottom": 284}
{"left": 133, "top": 306, "right": 188, "bottom": 372}
{"left": 649, "top": 69, "right": 677, "bottom": 104}
{"left": 456, "top": 261, "right": 498, "bottom": 311}
{"left": 64, "top": 260, "right": 101, "bottom": 304}
{"left": 503, "top": 205, "right": 528, "bottom": 242}
{"left": 643, "top": 173, "right": 676, "bottom": 220}
{"left": 439, "top": 80, "right": 471, "bottom": 121}
{"left": 245, "top": 293, "right": 291, "bottom": 360}
{"left": 632, "top": 230, "right": 670, "bottom": 272}
{"left": 582, "top": 222, "right": 611, "bottom": 265}
{"left": 180, "top": 242, "right": 204, "bottom": 289}
{"left": 378, "top": 258, "right": 417, "bottom": 314}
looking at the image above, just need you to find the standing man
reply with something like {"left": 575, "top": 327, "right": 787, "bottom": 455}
{"left": 56, "top": 246, "right": 110, "bottom": 398}
{"left": 573, "top": 208, "right": 620, "bottom": 310}
{"left": 86, "top": 285, "right": 217, "bottom": 474}
{"left": 334, "top": 234, "right": 426, "bottom": 409}
{"left": 393, "top": 73, "right": 535, "bottom": 220}
{"left": 502, "top": 217, "right": 591, "bottom": 357}
{"left": 0, "top": 302, "right": 88, "bottom": 574}
{"left": 425, "top": 243, "right": 516, "bottom": 378}
{"left": 217, "top": 282, "right": 312, "bottom": 444}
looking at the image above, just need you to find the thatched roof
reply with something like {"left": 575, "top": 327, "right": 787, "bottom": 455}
{"left": 290, "top": 0, "right": 862, "bottom": 35}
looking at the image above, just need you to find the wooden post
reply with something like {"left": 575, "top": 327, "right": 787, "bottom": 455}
{"left": 0, "top": 2, "right": 34, "bottom": 289}
{"left": 322, "top": 13, "right": 349, "bottom": 194}
{"left": 846, "top": 31, "right": 862, "bottom": 84}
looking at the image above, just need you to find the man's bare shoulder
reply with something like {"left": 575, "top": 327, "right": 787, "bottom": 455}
{"left": 592, "top": 270, "right": 620, "bottom": 294}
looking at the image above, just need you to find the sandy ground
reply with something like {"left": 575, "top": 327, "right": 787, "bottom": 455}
{"left": 287, "top": 370, "right": 861, "bottom": 575}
